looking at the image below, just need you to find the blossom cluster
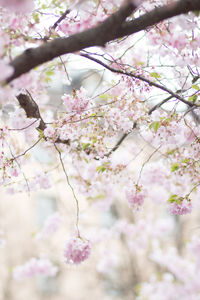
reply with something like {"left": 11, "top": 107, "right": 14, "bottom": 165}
{"left": 64, "top": 236, "right": 92, "bottom": 265}
{"left": 35, "top": 212, "right": 63, "bottom": 240}
{"left": 126, "top": 185, "right": 146, "bottom": 211}
{"left": 13, "top": 257, "right": 58, "bottom": 281}
{"left": 168, "top": 198, "right": 192, "bottom": 215}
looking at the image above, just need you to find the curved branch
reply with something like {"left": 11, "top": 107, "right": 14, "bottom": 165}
{"left": 7, "top": 0, "right": 200, "bottom": 83}
{"left": 80, "top": 53, "right": 199, "bottom": 108}
{"left": 7, "top": 0, "right": 136, "bottom": 82}
{"left": 116, "top": 0, "right": 200, "bottom": 38}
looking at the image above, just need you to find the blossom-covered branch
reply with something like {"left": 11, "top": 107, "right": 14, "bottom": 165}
{"left": 80, "top": 53, "right": 198, "bottom": 108}
{"left": 7, "top": 0, "right": 200, "bottom": 83}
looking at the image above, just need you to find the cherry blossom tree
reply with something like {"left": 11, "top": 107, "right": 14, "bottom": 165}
{"left": 1, "top": 0, "right": 200, "bottom": 298}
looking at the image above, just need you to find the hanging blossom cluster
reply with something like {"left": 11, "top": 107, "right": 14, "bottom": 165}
{"left": 35, "top": 212, "right": 63, "bottom": 240}
{"left": 64, "top": 236, "right": 92, "bottom": 265}
{"left": 125, "top": 185, "right": 146, "bottom": 211}
{"left": 13, "top": 257, "right": 58, "bottom": 281}
{"left": 168, "top": 196, "right": 192, "bottom": 215}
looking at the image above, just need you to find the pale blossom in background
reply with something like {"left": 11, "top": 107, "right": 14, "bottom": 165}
{"left": 13, "top": 256, "right": 58, "bottom": 281}
{"left": 0, "top": 60, "right": 14, "bottom": 82}
{"left": 0, "top": 0, "right": 34, "bottom": 13}
{"left": 36, "top": 212, "right": 63, "bottom": 240}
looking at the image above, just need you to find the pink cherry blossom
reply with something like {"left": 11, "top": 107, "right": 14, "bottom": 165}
{"left": 36, "top": 212, "right": 63, "bottom": 240}
{"left": 169, "top": 199, "right": 192, "bottom": 215}
{"left": 64, "top": 236, "right": 91, "bottom": 264}
{"left": 44, "top": 125, "right": 57, "bottom": 139}
{"left": 61, "top": 87, "right": 89, "bottom": 114}
{"left": 0, "top": 0, "right": 34, "bottom": 13}
{"left": 126, "top": 186, "right": 145, "bottom": 210}
{"left": 13, "top": 257, "right": 58, "bottom": 281}
{"left": 33, "top": 171, "right": 51, "bottom": 189}
{"left": 0, "top": 60, "right": 14, "bottom": 82}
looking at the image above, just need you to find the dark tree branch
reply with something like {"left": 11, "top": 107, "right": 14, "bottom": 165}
{"left": 16, "top": 92, "right": 46, "bottom": 131}
{"left": 51, "top": 9, "right": 71, "bottom": 32}
{"left": 16, "top": 92, "right": 70, "bottom": 145}
{"left": 116, "top": 0, "right": 200, "bottom": 38}
{"left": 7, "top": 0, "right": 136, "bottom": 82}
{"left": 43, "top": 8, "right": 71, "bottom": 41}
{"left": 6, "top": 0, "right": 200, "bottom": 83}
{"left": 103, "top": 122, "right": 137, "bottom": 159}
{"left": 15, "top": 90, "right": 194, "bottom": 160}
{"left": 148, "top": 96, "right": 173, "bottom": 115}
{"left": 12, "top": 0, "right": 200, "bottom": 158}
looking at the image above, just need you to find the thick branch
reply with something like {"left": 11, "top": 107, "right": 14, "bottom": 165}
{"left": 16, "top": 92, "right": 46, "bottom": 131}
{"left": 7, "top": 0, "right": 200, "bottom": 83}
{"left": 116, "top": 0, "right": 200, "bottom": 38}
{"left": 16, "top": 92, "right": 70, "bottom": 145}
{"left": 7, "top": 1, "right": 136, "bottom": 82}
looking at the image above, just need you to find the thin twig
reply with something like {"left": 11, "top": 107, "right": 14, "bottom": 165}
{"left": 54, "top": 143, "right": 80, "bottom": 236}
{"left": 10, "top": 137, "right": 42, "bottom": 161}
{"left": 8, "top": 119, "right": 38, "bottom": 131}
{"left": 5, "top": 140, "right": 31, "bottom": 195}
{"left": 137, "top": 145, "right": 162, "bottom": 185}
{"left": 148, "top": 95, "right": 173, "bottom": 115}
{"left": 187, "top": 182, "right": 200, "bottom": 198}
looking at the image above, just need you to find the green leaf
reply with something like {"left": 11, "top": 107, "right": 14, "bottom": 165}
{"left": 171, "top": 163, "right": 179, "bottom": 172}
{"left": 37, "top": 128, "right": 44, "bottom": 138}
{"left": 92, "top": 137, "right": 97, "bottom": 144}
{"left": 32, "top": 12, "right": 40, "bottom": 23}
{"left": 188, "top": 95, "right": 197, "bottom": 103}
{"left": 98, "top": 94, "right": 108, "bottom": 101}
{"left": 192, "top": 84, "right": 199, "bottom": 90}
{"left": 46, "top": 70, "right": 54, "bottom": 76}
{"left": 182, "top": 158, "right": 189, "bottom": 164}
{"left": 87, "top": 194, "right": 105, "bottom": 201}
{"left": 167, "top": 148, "right": 176, "bottom": 155}
{"left": 194, "top": 10, "right": 200, "bottom": 17}
{"left": 149, "top": 121, "right": 160, "bottom": 132}
{"left": 84, "top": 158, "right": 88, "bottom": 163}
{"left": 150, "top": 72, "right": 161, "bottom": 79}
{"left": 96, "top": 165, "right": 106, "bottom": 173}
{"left": 83, "top": 143, "right": 90, "bottom": 150}
{"left": 168, "top": 194, "right": 178, "bottom": 203}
